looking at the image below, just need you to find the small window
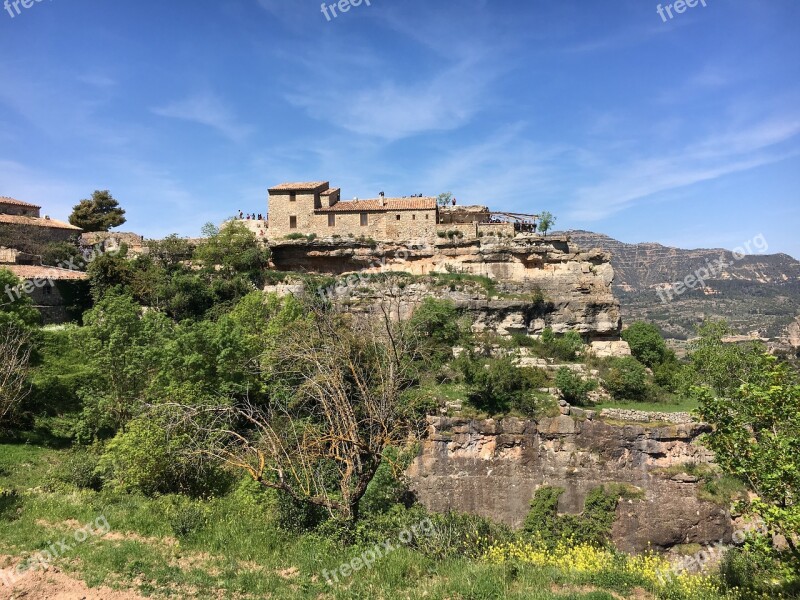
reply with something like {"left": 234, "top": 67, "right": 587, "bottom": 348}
{"left": 328, "top": 214, "right": 336, "bottom": 227}
{"left": 43, "top": 285, "right": 52, "bottom": 296}
{"left": 425, "top": 214, "right": 429, "bottom": 220}
{"left": 412, "top": 214, "right": 416, "bottom": 221}
{"left": 289, "top": 216, "right": 297, "bottom": 229}
{"left": 289, "top": 192, "right": 296, "bottom": 202}
{"left": 396, "top": 214, "right": 401, "bottom": 221}
{"left": 360, "top": 213, "right": 368, "bottom": 226}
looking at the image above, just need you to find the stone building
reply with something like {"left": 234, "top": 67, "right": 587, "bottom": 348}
{"left": 0, "top": 196, "right": 83, "bottom": 253}
{"left": 267, "top": 182, "right": 438, "bottom": 241}
{"left": 1, "top": 246, "right": 88, "bottom": 324}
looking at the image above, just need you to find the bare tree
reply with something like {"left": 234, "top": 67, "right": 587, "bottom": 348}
{"left": 0, "top": 324, "right": 33, "bottom": 424}
{"left": 180, "top": 299, "right": 427, "bottom": 522}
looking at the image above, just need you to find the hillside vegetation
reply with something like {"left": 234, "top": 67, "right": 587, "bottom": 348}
{"left": 1, "top": 225, "right": 798, "bottom": 599}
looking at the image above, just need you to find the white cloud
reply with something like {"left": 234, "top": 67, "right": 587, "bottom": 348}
{"left": 152, "top": 93, "right": 252, "bottom": 142}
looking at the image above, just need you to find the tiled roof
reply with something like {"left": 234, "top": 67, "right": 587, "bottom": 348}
{"left": 269, "top": 182, "right": 329, "bottom": 192}
{"left": 0, "top": 214, "right": 82, "bottom": 230}
{"left": 1, "top": 264, "right": 89, "bottom": 281}
{"left": 316, "top": 197, "right": 437, "bottom": 212}
{"left": 320, "top": 187, "right": 340, "bottom": 196}
{"left": 0, "top": 196, "right": 41, "bottom": 209}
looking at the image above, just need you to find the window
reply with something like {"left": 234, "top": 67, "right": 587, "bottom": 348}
{"left": 289, "top": 216, "right": 297, "bottom": 229}
{"left": 425, "top": 214, "right": 429, "bottom": 220}
{"left": 43, "top": 285, "right": 52, "bottom": 296}
{"left": 360, "top": 213, "right": 368, "bottom": 226}
{"left": 289, "top": 192, "right": 296, "bottom": 202}
{"left": 396, "top": 214, "right": 401, "bottom": 220}
{"left": 328, "top": 214, "right": 336, "bottom": 227}
{"left": 412, "top": 214, "right": 416, "bottom": 221}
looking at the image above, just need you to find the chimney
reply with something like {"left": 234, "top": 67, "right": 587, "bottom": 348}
{"left": 379, "top": 191, "right": 386, "bottom": 206}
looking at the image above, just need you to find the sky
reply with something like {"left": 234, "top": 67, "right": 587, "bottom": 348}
{"left": 1, "top": 0, "right": 798, "bottom": 257}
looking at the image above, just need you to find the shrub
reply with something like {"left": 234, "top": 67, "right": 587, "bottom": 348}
{"left": 459, "top": 355, "right": 544, "bottom": 414}
{"left": 408, "top": 298, "right": 464, "bottom": 362}
{"left": 602, "top": 357, "right": 649, "bottom": 402}
{"left": 555, "top": 367, "right": 597, "bottom": 406}
{"left": 274, "top": 490, "right": 327, "bottom": 533}
{"left": 719, "top": 534, "right": 800, "bottom": 598}
{"left": 621, "top": 322, "right": 669, "bottom": 368}
{"left": 161, "top": 496, "right": 210, "bottom": 539}
{"left": 58, "top": 449, "right": 103, "bottom": 491}
{"left": 0, "top": 487, "right": 20, "bottom": 521}
{"left": 541, "top": 328, "right": 584, "bottom": 361}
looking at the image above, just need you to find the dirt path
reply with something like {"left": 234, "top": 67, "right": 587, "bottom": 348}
{"left": 0, "top": 557, "right": 146, "bottom": 600}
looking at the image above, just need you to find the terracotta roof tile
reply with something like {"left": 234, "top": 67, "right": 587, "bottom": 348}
{"left": 0, "top": 196, "right": 41, "bottom": 209}
{"left": 316, "top": 197, "right": 437, "bottom": 212}
{"left": 269, "top": 182, "right": 329, "bottom": 192}
{"left": 1, "top": 264, "right": 89, "bottom": 281}
{"left": 320, "top": 187, "right": 340, "bottom": 196}
{"left": 0, "top": 214, "right": 82, "bottom": 231}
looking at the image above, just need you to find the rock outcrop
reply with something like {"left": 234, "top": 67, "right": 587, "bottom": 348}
{"left": 269, "top": 234, "right": 624, "bottom": 340}
{"left": 407, "top": 416, "right": 731, "bottom": 553}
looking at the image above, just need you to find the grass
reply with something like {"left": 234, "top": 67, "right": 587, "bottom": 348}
{"left": 0, "top": 443, "right": 729, "bottom": 599}
{"left": 592, "top": 396, "right": 698, "bottom": 413}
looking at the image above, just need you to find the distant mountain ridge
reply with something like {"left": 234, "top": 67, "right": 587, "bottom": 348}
{"left": 564, "top": 230, "right": 800, "bottom": 346}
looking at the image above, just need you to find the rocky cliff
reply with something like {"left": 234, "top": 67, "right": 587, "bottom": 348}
{"left": 268, "top": 234, "right": 624, "bottom": 341}
{"left": 567, "top": 230, "right": 800, "bottom": 344}
{"left": 407, "top": 415, "right": 731, "bottom": 553}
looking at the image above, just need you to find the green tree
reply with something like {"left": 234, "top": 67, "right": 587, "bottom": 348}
{"left": 603, "top": 356, "right": 649, "bottom": 401}
{"left": 688, "top": 319, "right": 766, "bottom": 396}
{"left": 538, "top": 211, "right": 556, "bottom": 236}
{"left": 555, "top": 367, "right": 597, "bottom": 406}
{"left": 408, "top": 298, "right": 464, "bottom": 362}
{"left": 621, "top": 322, "right": 669, "bottom": 368}
{"left": 694, "top": 355, "right": 800, "bottom": 563}
{"left": 69, "top": 190, "right": 126, "bottom": 232}
{"left": 194, "top": 221, "right": 270, "bottom": 284}
{"left": 437, "top": 192, "right": 453, "bottom": 207}
{"left": 75, "top": 292, "right": 171, "bottom": 440}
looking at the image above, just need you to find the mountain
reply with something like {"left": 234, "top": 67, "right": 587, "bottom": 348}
{"left": 565, "top": 230, "right": 800, "bottom": 347}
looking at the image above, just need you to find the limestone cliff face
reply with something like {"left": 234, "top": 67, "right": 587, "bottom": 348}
{"left": 407, "top": 416, "right": 731, "bottom": 553}
{"left": 269, "top": 234, "right": 623, "bottom": 340}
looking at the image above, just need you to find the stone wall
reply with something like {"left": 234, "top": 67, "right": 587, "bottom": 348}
{"left": 407, "top": 416, "right": 731, "bottom": 553}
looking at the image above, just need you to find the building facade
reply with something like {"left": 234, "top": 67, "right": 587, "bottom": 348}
{"left": 0, "top": 197, "right": 83, "bottom": 251}
{"left": 267, "top": 182, "right": 438, "bottom": 241}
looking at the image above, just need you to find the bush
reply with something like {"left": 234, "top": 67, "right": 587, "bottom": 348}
{"left": 459, "top": 355, "right": 546, "bottom": 414}
{"left": 621, "top": 322, "right": 669, "bottom": 368}
{"left": 98, "top": 410, "right": 231, "bottom": 497}
{"left": 408, "top": 298, "right": 464, "bottom": 362}
{"left": 0, "top": 487, "right": 20, "bottom": 521}
{"left": 58, "top": 449, "right": 103, "bottom": 491}
{"left": 719, "top": 534, "right": 800, "bottom": 598}
{"left": 274, "top": 490, "right": 327, "bottom": 533}
{"left": 161, "top": 496, "right": 210, "bottom": 539}
{"left": 541, "top": 328, "right": 584, "bottom": 361}
{"left": 602, "top": 357, "right": 649, "bottom": 402}
{"left": 555, "top": 367, "right": 597, "bottom": 406}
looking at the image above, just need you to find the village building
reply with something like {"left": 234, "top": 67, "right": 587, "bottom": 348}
{"left": 267, "top": 182, "right": 438, "bottom": 241}
{"left": 264, "top": 181, "right": 534, "bottom": 242}
{"left": 1, "top": 246, "right": 88, "bottom": 324}
{"left": 0, "top": 197, "right": 88, "bottom": 323}
{"left": 0, "top": 197, "right": 83, "bottom": 247}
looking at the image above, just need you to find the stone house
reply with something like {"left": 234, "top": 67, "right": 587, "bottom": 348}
{"left": 1, "top": 247, "right": 89, "bottom": 324}
{"left": 267, "top": 182, "right": 438, "bottom": 241}
{"left": 0, "top": 196, "right": 83, "bottom": 253}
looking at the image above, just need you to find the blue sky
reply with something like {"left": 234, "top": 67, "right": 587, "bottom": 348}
{"left": 1, "top": 0, "right": 798, "bottom": 256}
